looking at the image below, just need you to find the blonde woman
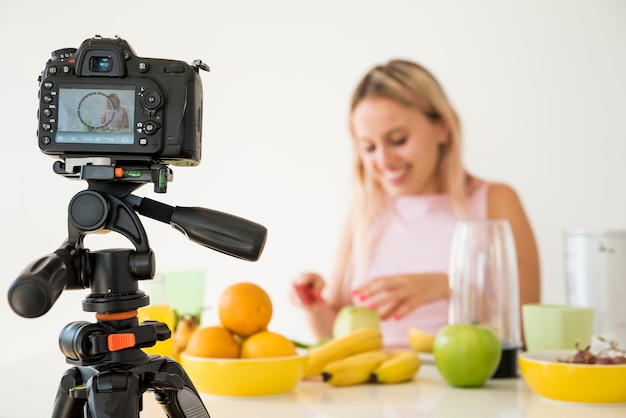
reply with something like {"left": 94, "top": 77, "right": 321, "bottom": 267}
{"left": 292, "top": 60, "right": 540, "bottom": 346}
{"left": 100, "top": 93, "right": 129, "bottom": 130}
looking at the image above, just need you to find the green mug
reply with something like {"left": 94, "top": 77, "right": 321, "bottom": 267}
{"left": 522, "top": 304, "right": 594, "bottom": 351}
{"left": 162, "top": 269, "right": 206, "bottom": 322}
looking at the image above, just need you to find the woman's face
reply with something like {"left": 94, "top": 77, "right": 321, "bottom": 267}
{"left": 109, "top": 95, "right": 120, "bottom": 108}
{"left": 352, "top": 96, "right": 448, "bottom": 197}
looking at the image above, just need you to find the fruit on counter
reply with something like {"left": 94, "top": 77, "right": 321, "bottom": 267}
{"left": 559, "top": 337, "right": 626, "bottom": 364}
{"left": 172, "top": 316, "right": 199, "bottom": 358}
{"left": 370, "top": 350, "right": 422, "bottom": 384}
{"left": 289, "top": 337, "right": 334, "bottom": 352}
{"left": 218, "top": 282, "right": 272, "bottom": 338}
{"left": 332, "top": 306, "right": 381, "bottom": 339}
{"left": 317, "top": 348, "right": 423, "bottom": 387}
{"left": 305, "top": 327, "right": 383, "bottom": 378}
{"left": 407, "top": 327, "right": 436, "bottom": 353}
{"left": 433, "top": 324, "right": 502, "bottom": 388}
{"left": 241, "top": 330, "right": 297, "bottom": 358}
{"left": 185, "top": 325, "right": 241, "bottom": 358}
{"left": 183, "top": 283, "right": 300, "bottom": 361}
{"left": 321, "top": 350, "right": 389, "bottom": 386}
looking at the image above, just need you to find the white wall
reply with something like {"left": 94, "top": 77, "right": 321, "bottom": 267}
{"left": 1, "top": 0, "right": 625, "bottom": 367}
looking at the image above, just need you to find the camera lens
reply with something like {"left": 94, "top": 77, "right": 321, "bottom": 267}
{"left": 91, "top": 56, "right": 112, "bottom": 72}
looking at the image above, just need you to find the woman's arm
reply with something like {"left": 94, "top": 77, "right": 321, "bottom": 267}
{"left": 487, "top": 183, "right": 541, "bottom": 309}
{"left": 292, "top": 212, "right": 355, "bottom": 340}
{"left": 324, "top": 212, "right": 356, "bottom": 310}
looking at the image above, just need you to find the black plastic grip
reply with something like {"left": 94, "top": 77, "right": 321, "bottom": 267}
{"left": 170, "top": 206, "right": 267, "bottom": 261}
{"left": 7, "top": 249, "right": 74, "bottom": 318}
{"left": 126, "top": 196, "right": 268, "bottom": 262}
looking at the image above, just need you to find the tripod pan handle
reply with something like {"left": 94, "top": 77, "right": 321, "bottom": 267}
{"left": 7, "top": 248, "right": 75, "bottom": 318}
{"left": 170, "top": 206, "right": 267, "bottom": 262}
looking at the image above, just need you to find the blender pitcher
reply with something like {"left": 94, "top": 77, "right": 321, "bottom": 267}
{"left": 565, "top": 229, "right": 626, "bottom": 347}
{"left": 449, "top": 219, "right": 522, "bottom": 378}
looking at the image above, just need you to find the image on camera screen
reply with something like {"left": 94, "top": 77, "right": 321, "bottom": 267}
{"left": 56, "top": 85, "right": 135, "bottom": 145}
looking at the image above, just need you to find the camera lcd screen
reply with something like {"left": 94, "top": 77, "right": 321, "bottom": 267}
{"left": 56, "top": 85, "right": 135, "bottom": 145}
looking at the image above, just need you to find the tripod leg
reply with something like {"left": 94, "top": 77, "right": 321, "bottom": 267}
{"left": 153, "top": 386, "right": 209, "bottom": 418}
{"left": 52, "top": 367, "right": 95, "bottom": 418}
{"left": 146, "top": 357, "right": 210, "bottom": 418}
{"left": 85, "top": 370, "right": 142, "bottom": 418}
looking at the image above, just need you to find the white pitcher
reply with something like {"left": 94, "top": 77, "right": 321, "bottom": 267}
{"left": 565, "top": 229, "right": 626, "bottom": 347}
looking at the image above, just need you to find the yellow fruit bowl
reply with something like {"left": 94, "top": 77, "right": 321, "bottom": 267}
{"left": 519, "top": 350, "right": 626, "bottom": 403}
{"left": 180, "top": 350, "right": 309, "bottom": 397}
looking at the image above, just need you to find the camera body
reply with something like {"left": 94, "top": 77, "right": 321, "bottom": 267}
{"left": 38, "top": 36, "right": 206, "bottom": 166}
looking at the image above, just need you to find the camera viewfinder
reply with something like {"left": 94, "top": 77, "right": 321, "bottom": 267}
{"left": 91, "top": 56, "right": 112, "bottom": 72}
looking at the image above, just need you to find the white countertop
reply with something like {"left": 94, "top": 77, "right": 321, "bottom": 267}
{"left": 4, "top": 352, "right": 626, "bottom": 418}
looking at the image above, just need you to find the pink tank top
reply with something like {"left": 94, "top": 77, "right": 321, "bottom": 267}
{"left": 351, "top": 183, "right": 489, "bottom": 346}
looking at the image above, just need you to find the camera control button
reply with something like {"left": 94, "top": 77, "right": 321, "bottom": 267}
{"left": 143, "top": 122, "right": 158, "bottom": 135}
{"left": 42, "top": 136, "right": 52, "bottom": 145}
{"left": 43, "top": 108, "right": 53, "bottom": 118}
{"left": 139, "top": 138, "right": 148, "bottom": 146}
{"left": 43, "top": 95, "right": 54, "bottom": 104}
{"left": 42, "top": 123, "right": 53, "bottom": 131}
{"left": 164, "top": 65, "right": 185, "bottom": 74}
{"left": 48, "top": 66, "right": 58, "bottom": 75}
{"left": 62, "top": 65, "right": 72, "bottom": 75}
{"left": 138, "top": 62, "right": 150, "bottom": 73}
{"left": 43, "top": 81, "right": 53, "bottom": 90}
{"left": 142, "top": 91, "right": 162, "bottom": 110}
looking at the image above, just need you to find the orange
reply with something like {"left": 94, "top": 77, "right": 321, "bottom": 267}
{"left": 241, "top": 330, "right": 297, "bottom": 358}
{"left": 218, "top": 282, "right": 273, "bottom": 337}
{"left": 185, "top": 325, "right": 240, "bottom": 358}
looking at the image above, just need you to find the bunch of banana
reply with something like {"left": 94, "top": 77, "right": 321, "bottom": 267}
{"left": 304, "top": 327, "right": 383, "bottom": 378}
{"left": 172, "top": 317, "right": 199, "bottom": 358}
{"left": 370, "top": 350, "right": 422, "bottom": 384}
{"left": 408, "top": 327, "right": 436, "bottom": 353}
{"left": 321, "top": 350, "right": 389, "bottom": 386}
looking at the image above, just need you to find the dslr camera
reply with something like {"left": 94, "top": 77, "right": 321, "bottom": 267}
{"left": 38, "top": 35, "right": 209, "bottom": 168}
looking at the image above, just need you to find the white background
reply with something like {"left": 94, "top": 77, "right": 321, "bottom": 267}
{"left": 1, "top": 0, "right": 625, "bottom": 395}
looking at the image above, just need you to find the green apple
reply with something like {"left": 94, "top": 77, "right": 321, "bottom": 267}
{"left": 332, "top": 306, "right": 380, "bottom": 339}
{"left": 433, "top": 324, "right": 502, "bottom": 388}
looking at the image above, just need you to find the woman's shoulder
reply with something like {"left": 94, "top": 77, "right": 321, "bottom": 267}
{"left": 486, "top": 182, "right": 521, "bottom": 201}
{"left": 484, "top": 181, "right": 526, "bottom": 219}
{"left": 467, "top": 177, "right": 518, "bottom": 199}
{"left": 465, "top": 177, "right": 524, "bottom": 219}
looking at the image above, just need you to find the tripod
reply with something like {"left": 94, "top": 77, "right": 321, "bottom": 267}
{"left": 8, "top": 160, "right": 267, "bottom": 417}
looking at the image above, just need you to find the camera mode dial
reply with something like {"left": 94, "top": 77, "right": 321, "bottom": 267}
{"left": 51, "top": 48, "right": 77, "bottom": 62}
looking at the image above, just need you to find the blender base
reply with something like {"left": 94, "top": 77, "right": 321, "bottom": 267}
{"left": 492, "top": 346, "right": 519, "bottom": 378}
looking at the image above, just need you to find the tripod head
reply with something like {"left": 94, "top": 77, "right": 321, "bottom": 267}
{"left": 8, "top": 157, "right": 267, "bottom": 319}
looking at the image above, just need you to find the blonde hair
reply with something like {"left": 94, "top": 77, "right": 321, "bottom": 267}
{"left": 347, "top": 59, "right": 471, "bottom": 266}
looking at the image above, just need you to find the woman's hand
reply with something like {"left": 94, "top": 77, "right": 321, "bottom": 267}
{"left": 291, "top": 272, "right": 326, "bottom": 307}
{"left": 352, "top": 273, "right": 448, "bottom": 321}
{"left": 291, "top": 272, "right": 339, "bottom": 340}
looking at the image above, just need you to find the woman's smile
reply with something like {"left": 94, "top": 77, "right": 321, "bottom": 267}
{"left": 382, "top": 166, "right": 410, "bottom": 185}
